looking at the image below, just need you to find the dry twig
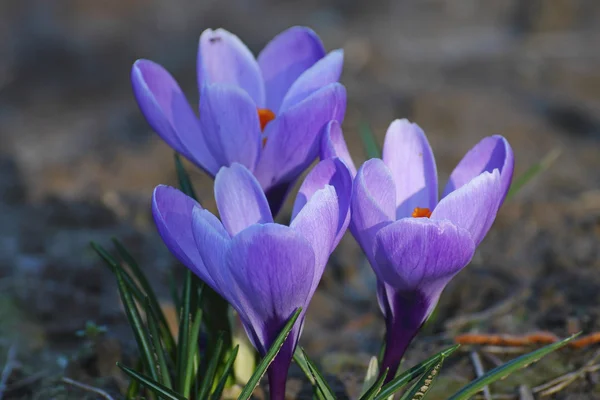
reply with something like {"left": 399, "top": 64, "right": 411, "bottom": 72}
{"left": 61, "top": 377, "right": 115, "bottom": 400}
{"left": 0, "top": 345, "right": 18, "bottom": 400}
{"left": 470, "top": 350, "right": 492, "bottom": 400}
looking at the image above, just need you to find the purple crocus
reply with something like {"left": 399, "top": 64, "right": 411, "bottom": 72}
{"left": 322, "top": 119, "right": 514, "bottom": 379}
{"left": 152, "top": 159, "right": 351, "bottom": 399}
{"left": 132, "top": 26, "right": 346, "bottom": 215}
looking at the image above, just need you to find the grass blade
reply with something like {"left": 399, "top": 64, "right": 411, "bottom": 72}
{"left": 374, "top": 344, "right": 460, "bottom": 400}
{"left": 125, "top": 359, "right": 143, "bottom": 399}
{"left": 237, "top": 308, "right": 302, "bottom": 400}
{"left": 359, "top": 356, "right": 380, "bottom": 398}
{"left": 211, "top": 345, "right": 240, "bottom": 400}
{"left": 293, "top": 347, "right": 326, "bottom": 400}
{"left": 301, "top": 347, "right": 336, "bottom": 400}
{"left": 506, "top": 148, "right": 561, "bottom": 200}
{"left": 176, "top": 269, "right": 194, "bottom": 395}
{"left": 114, "top": 269, "right": 159, "bottom": 399}
{"left": 113, "top": 238, "right": 176, "bottom": 355}
{"left": 198, "top": 332, "right": 225, "bottom": 400}
{"left": 91, "top": 242, "right": 145, "bottom": 301}
{"left": 360, "top": 367, "right": 388, "bottom": 400}
{"left": 448, "top": 334, "right": 578, "bottom": 400}
{"left": 359, "top": 121, "right": 381, "bottom": 159}
{"left": 398, "top": 360, "right": 443, "bottom": 400}
{"left": 174, "top": 153, "right": 198, "bottom": 201}
{"left": 144, "top": 297, "right": 173, "bottom": 389}
{"left": 184, "top": 307, "right": 204, "bottom": 397}
{"left": 118, "top": 362, "right": 187, "bottom": 400}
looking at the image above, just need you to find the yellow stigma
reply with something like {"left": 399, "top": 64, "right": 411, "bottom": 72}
{"left": 412, "top": 207, "right": 432, "bottom": 218}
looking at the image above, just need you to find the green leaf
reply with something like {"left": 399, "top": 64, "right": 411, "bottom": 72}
{"left": 174, "top": 153, "right": 198, "bottom": 200}
{"left": 293, "top": 348, "right": 325, "bottom": 400}
{"left": 91, "top": 242, "right": 145, "bottom": 302}
{"left": 125, "top": 359, "right": 143, "bottom": 400}
{"left": 113, "top": 238, "right": 177, "bottom": 355}
{"left": 237, "top": 308, "right": 302, "bottom": 400}
{"left": 359, "top": 356, "right": 380, "bottom": 397}
{"left": 301, "top": 347, "right": 337, "bottom": 400}
{"left": 397, "top": 359, "right": 443, "bottom": 400}
{"left": 375, "top": 345, "right": 460, "bottom": 400}
{"left": 506, "top": 148, "right": 561, "bottom": 200}
{"left": 359, "top": 121, "right": 381, "bottom": 159}
{"left": 448, "top": 334, "right": 578, "bottom": 400}
{"left": 198, "top": 332, "right": 225, "bottom": 400}
{"left": 211, "top": 345, "right": 240, "bottom": 400}
{"left": 118, "top": 362, "right": 188, "bottom": 400}
{"left": 360, "top": 367, "right": 388, "bottom": 400}
{"left": 168, "top": 271, "right": 181, "bottom": 321}
{"left": 144, "top": 297, "right": 173, "bottom": 389}
{"left": 114, "top": 269, "right": 159, "bottom": 390}
{"left": 176, "top": 269, "right": 195, "bottom": 396}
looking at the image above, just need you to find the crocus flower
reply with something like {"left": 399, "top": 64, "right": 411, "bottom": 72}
{"left": 322, "top": 119, "right": 514, "bottom": 379}
{"left": 133, "top": 26, "right": 346, "bottom": 215}
{"left": 152, "top": 159, "right": 351, "bottom": 399}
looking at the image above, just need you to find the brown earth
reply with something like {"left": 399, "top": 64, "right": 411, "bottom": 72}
{"left": 0, "top": 1, "right": 599, "bottom": 399}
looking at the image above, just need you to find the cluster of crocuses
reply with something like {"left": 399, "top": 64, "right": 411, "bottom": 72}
{"left": 132, "top": 26, "right": 514, "bottom": 399}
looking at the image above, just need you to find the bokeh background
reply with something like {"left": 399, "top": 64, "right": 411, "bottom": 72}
{"left": 1, "top": 0, "right": 599, "bottom": 398}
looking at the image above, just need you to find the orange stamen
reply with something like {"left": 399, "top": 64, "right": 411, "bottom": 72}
{"left": 257, "top": 108, "right": 275, "bottom": 131}
{"left": 412, "top": 207, "right": 432, "bottom": 218}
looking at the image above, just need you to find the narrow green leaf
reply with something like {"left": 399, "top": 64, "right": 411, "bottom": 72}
{"left": 301, "top": 347, "right": 337, "bottom": 400}
{"left": 177, "top": 269, "right": 194, "bottom": 395}
{"left": 115, "top": 270, "right": 159, "bottom": 382}
{"left": 144, "top": 297, "right": 173, "bottom": 389}
{"left": 174, "top": 153, "right": 198, "bottom": 200}
{"left": 359, "top": 121, "right": 381, "bottom": 159}
{"left": 169, "top": 271, "right": 181, "bottom": 320}
{"left": 92, "top": 242, "right": 146, "bottom": 302}
{"left": 398, "top": 360, "right": 443, "bottom": 400}
{"left": 448, "top": 334, "right": 578, "bottom": 400}
{"left": 506, "top": 148, "right": 561, "bottom": 200}
{"left": 113, "top": 238, "right": 176, "bottom": 355}
{"left": 125, "top": 359, "right": 143, "bottom": 400}
{"left": 198, "top": 332, "right": 225, "bottom": 400}
{"left": 211, "top": 345, "right": 240, "bottom": 400}
{"left": 375, "top": 345, "right": 460, "bottom": 400}
{"left": 360, "top": 368, "right": 388, "bottom": 400}
{"left": 184, "top": 307, "right": 204, "bottom": 397}
{"left": 293, "top": 347, "right": 325, "bottom": 400}
{"left": 237, "top": 308, "right": 302, "bottom": 400}
{"left": 118, "top": 362, "right": 188, "bottom": 400}
{"left": 360, "top": 356, "right": 380, "bottom": 397}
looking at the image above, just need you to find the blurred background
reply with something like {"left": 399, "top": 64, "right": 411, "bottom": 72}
{"left": 0, "top": 0, "right": 599, "bottom": 398}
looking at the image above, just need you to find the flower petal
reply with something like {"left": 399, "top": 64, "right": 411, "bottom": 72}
{"left": 225, "top": 223, "right": 315, "bottom": 354}
{"left": 258, "top": 26, "right": 326, "bottom": 112}
{"left": 214, "top": 163, "right": 273, "bottom": 236}
{"left": 382, "top": 119, "right": 438, "bottom": 218}
{"left": 152, "top": 185, "right": 210, "bottom": 278}
{"left": 374, "top": 218, "right": 475, "bottom": 301}
{"left": 320, "top": 120, "right": 357, "bottom": 177}
{"left": 197, "top": 28, "right": 265, "bottom": 106}
{"left": 431, "top": 169, "right": 502, "bottom": 246}
{"left": 199, "top": 84, "right": 262, "bottom": 171}
{"left": 254, "top": 83, "right": 347, "bottom": 191}
{"left": 443, "top": 135, "right": 514, "bottom": 205}
{"left": 279, "top": 49, "right": 344, "bottom": 113}
{"left": 291, "top": 158, "right": 352, "bottom": 249}
{"left": 190, "top": 206, "right": 230, "bottom": 292}
{"left": 132, "top": 60, "right": 219, "bottom": 175}
{"left": 350, "top": 159, "right": 396, "bottom": 263}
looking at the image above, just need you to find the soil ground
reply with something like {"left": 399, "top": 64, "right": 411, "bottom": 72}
{"left": 0, "top": 1, "right": 599, "bottom": 398}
